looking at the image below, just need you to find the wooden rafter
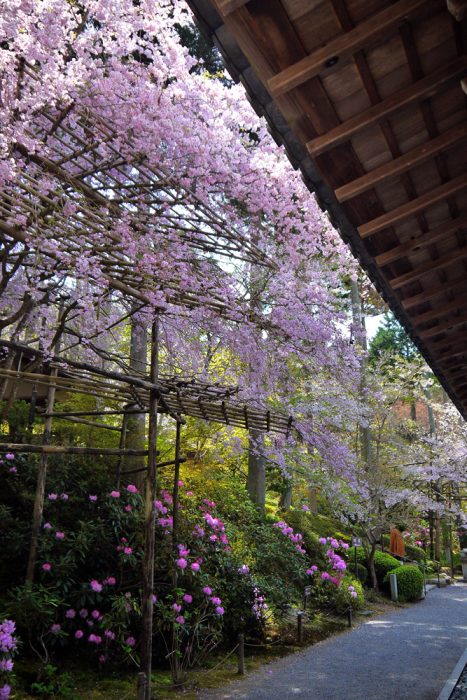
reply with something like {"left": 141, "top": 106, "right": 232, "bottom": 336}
{"left": 413, "top": 297, "right": 467, "bottom": 326}
{"left": 419, "top": 312, "right": 467, "bottom": 339}
{"left": 306, "top": 56, "right": 467, "bottom": 156}
{"left": 358, "top": 172, "right": 467, "bottom": 238}
{"left": 335, "top": 123, "right": 467, "bottom": 203}
{"left": 268, "top": 0, "right": 430, "bottom": 97}
{"left": 375, "top": 215, "right": 467, "bottom": 268}
{"left": 401, "top": 275, "right": 467, "bottom": 311}
{"left": 389, "top": 247, "right": 467, "bottom": 289}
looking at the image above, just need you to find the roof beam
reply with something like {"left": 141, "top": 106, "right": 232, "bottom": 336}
{"left": 429, "top": 330, "right": 467, "bottom": 351}
{"left": 419, "top": 311, "right": 467, "bottom": 339}
{"left": 437, "top": 346, "right": 467, "bottom": 361}
{"left": 217, "top": 0, "right": 250, "bottom": 16}
{"left": 375, "top": 214, "right": 467, "bottom": 267}
{"left": 390, "top": 247, "right": 467, "bottom": 289}
{"left": 413, "top": 297, "right": 467, "bottom": 326}
{"left": 358, "top": 172, "right": 467, "bottom": 238}
{"left": 335, "top": 122, "right": 467, "bottom": 202}
{"left": 306, "top": 56, "right": 467, "bottom": 156}
{"left": 268, "top": 0, "right": 429, "bottom": 97}
{"left": 401, "top": 274, "right": 467, "bottom": 310}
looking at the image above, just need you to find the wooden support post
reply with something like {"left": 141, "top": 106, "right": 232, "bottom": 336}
{"left": 237, "top": 633, "right": 245, "bottom": 675}
{"left": 297, "top": 611, "right": 304, "bottom": 644}
{"left": 26, "top": 359, "right": 59, "bottom": 584}
{"left": 116, "top": 407, "right": 130, "bottom": 488}
{"left": 138, "top": 319, "right": 159, "bottom": 700}
{"left": 171, "top": 420, "right": 182, "bottom": 686}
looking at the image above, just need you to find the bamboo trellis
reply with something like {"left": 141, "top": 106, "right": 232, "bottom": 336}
{"left": 0, "top": 61, "right": 289, "bottom": 700}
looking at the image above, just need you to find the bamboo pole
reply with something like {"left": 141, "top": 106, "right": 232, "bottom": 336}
{"left": 171, "top": 421, "right": 182, "bottom": 685}
{"left": 25, "top": 346, "right": 59, "bottom": 584}
{"left": 0, "top": 444, "right": 148, "bottom": 456}
{"left": 138, "top": 319, "right": 159, "bottom": 700}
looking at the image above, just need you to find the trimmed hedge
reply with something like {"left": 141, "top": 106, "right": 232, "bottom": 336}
{"left": 373, "top": 551, "right": 401, "bottom": 585}
{"left": 404, "top": 543, "right": 426, "bottom": 562}
{"left": 384, "top": 565, "right": 423, "bottom": 602}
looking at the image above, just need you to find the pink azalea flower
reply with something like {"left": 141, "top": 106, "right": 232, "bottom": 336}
{"left": 50, "top": 623, "right": 61, "bottom": 634}
{"left": 210, "top": 596, "right": 222, "bottom": 606}
{"left": 175, "top": 616, "right": 185, "bottom": 625}
{"left": 90, "top": 580, "right": 102, "bottom": 592}
{"left": 91, "top": 610, "right": 101, "bottom": 620}
{"left": 321, "top": 572, "right": 331, "bottom": 581}
{"left": 48, "top": 493, "right": 58, "bottom": 501}
{"left": 125, "top": 636, "right": 136, "bottom": 647}
{"left": 104, "top": 630, "right": 115, "bottom": 640}
{"left": 176, "top": 558, "right": 187, "bottom": 569}
{"left": 183, "top": 594, "right": 193, "bottom": 604}
{"left": 177, "top": 480, "right": 184, "bottom": 487}
{"left": 75, "top": 630, "right": 84, "bottom": 639}
{"left": 110, "top": 490, "right": 120, "bottom": 498}
{"left": 43, "top": 522, "right": 52, "bottom": 530}
{"left": 42, "top": 563, "right": 52, "bottom": 572}
{"left": 124, "top": 505, "right": 132, "bottom": 512}
{"left": 190, "top": 562, "right": 200, "bottom": 572}
{"left": 55, "top": 531, "right": 65, "bottom": 540}
{"left": 65, "top": 609, "right": 76, "bottom": 619}
{"left": 105, "top": 577, "right": 116, "bottom": 586}
{"left": 123, "top": 547, "right": 133, "bottom": 555}
{"left": 301, "top": 504, "right": 310, "bottom": 511}
{"left": 88, "top": 634, "right": 102, "bottom": 644}
{"left": 79, "top": 609, "right": 88, "bottom": 618}
{"left": 202, "top": 587, "right": 212, "bottom": 596}
{"left": 60, "top": 493, "right": 68, "bottom": 501}
{"left": 126, "top": 484, "right": 138, "bottom": 493}
{"left": 318, "top": 537, "right": 327, "bottom": 545}
{"left": 215, "top": 606, "right": 224, "bottom": 616}
{"left": 173, "top": 603, "right": 182, "bottom": 613}
{"left": 5, "top": 453, "right": 14, "bottom": 460}
{"left": 8, "top": 467, "right": 17, "bottom": 474}
{"left": 89, "top": 495, "right": 97, "bottom": 501}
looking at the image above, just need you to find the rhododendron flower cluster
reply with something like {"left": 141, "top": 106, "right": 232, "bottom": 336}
{"left": 252, "top": 588, "right": 268, "bottom": 621}
{"left": 273, "top": 521, "right": 306, "bottom": 554}
{"left": 0, "top": 620, "right": 17, "bottom": 700}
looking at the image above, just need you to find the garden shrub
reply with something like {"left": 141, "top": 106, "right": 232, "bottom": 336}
{"left": 404, "top": 543, "right": 426, "bottom": 562}
{"left": 373, "top": 551, "right": 401, "bottom": 585}
{"left": 332, "top": 576, "right": 364, "bottom": 613}
{"left": 346, "top": 562, "right": 368, "bottom": 585}
{"left": 384, "top": 565, "right": 423, "bottom": 602}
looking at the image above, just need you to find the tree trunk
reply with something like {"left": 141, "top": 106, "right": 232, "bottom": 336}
{"left": 367, "top": 542, "right": 378, "bottom": 591}
{"left": 126, "top": 312, "right": 148, "bottom": 489}
{"left": 247, "top": 428, "right": 266, "bottom": 513}
{"left": 308, "top": 487, "right": 318, "bottom": 514}
{"left": 279, "top": 479, "right": 293, "bottom": 510}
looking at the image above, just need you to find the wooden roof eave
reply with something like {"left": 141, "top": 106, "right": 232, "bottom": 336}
{"left": 187, "top": 0, "right": 467, "bottom": 421}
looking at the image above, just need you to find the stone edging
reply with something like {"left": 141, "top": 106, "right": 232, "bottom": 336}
{"left": 437, "top": 647, "right": 467, "bottom": 700}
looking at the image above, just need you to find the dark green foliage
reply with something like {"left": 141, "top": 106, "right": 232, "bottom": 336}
{"left": 404, "top": 543, "right": 426, "bottom": 562}
{"left": 384, "top": 565, "right": 423, "bottom": 602}
{"left": 368, "top": 313, "right": 417, "bottom": 365}
{"left": 347, "top": 562, "right": 368, "bottom": 585}
{"left": 373, "top": 551, "right": 401, "bottom": 585}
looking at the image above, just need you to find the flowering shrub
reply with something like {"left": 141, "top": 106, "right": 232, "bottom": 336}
{"left": 0, "top": 620, "right": 17, "bottom": 700}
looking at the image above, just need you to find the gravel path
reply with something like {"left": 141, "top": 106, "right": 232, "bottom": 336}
{"left": 198, "top": 583, "right": 467, "bottom": 700}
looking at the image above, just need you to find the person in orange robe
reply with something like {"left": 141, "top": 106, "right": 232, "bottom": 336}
{"left": 389, "top": 526, "right": 406, "bottom": 559}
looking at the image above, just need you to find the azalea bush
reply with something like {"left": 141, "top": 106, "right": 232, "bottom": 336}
{"left": 0, "top": 619, "right": 17, "bottom": 700}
